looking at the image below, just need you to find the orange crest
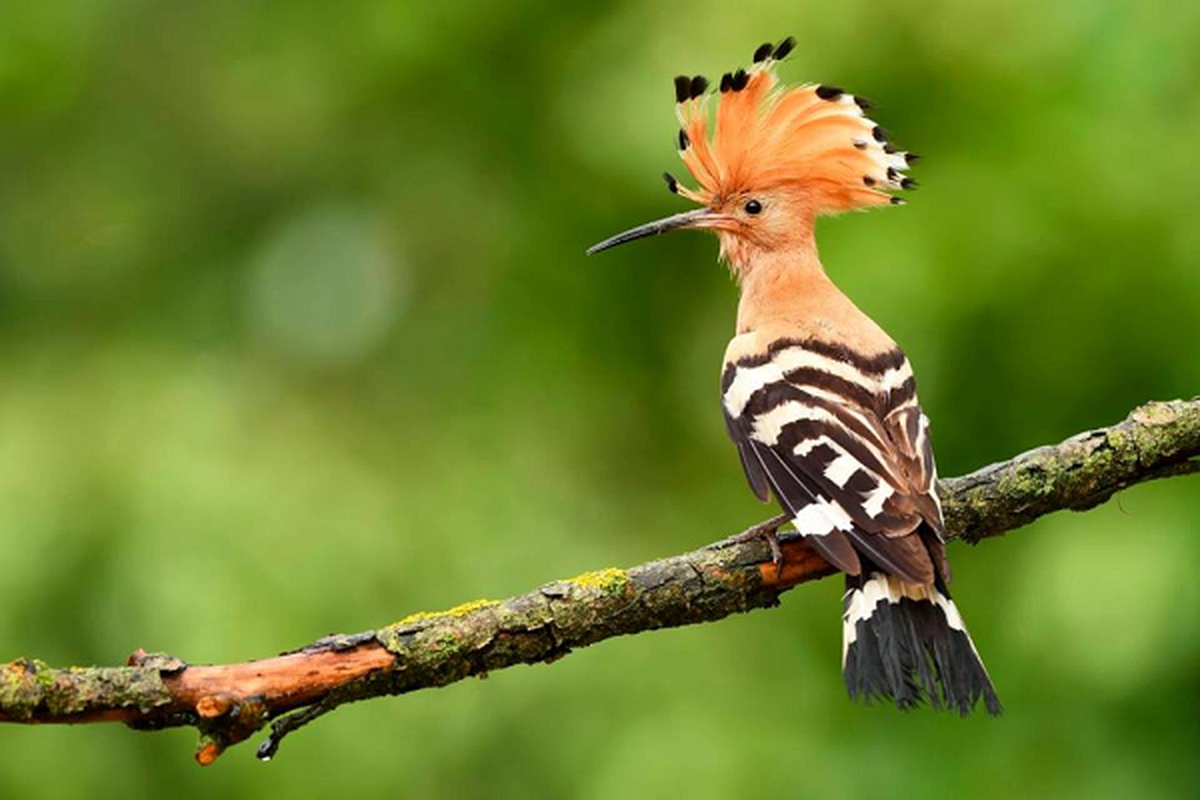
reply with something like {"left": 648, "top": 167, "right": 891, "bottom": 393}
{"left": 668, "top": 37, "right": 917, "bottom": 214}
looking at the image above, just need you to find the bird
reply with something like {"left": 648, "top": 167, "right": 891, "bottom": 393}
{"left": 587, "top": 36, "right": 1000, "bottom": 716}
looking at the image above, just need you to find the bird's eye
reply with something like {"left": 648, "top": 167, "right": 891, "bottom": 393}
{"left": 744, "top": 199, "right": 762, "bottom": 215}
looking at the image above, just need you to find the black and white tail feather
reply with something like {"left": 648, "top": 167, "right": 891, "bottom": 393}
{"left": 843, "top": 570, "right": 1001, "bottom": 715}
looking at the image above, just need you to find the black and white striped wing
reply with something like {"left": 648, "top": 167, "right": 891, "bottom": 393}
{"left": 722, "top": 339, "right": 944, "bottom": 584}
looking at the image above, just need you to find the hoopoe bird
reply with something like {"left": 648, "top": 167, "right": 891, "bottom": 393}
{"left": 588, "top": 37, "right": 1000, "bottom": 715}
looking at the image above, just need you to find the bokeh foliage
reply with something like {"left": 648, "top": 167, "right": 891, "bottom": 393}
{"left": 1, "top": 1, "right": 1198, "bottom": 797}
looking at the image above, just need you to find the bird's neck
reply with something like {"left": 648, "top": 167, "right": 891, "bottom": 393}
{"left": 733, "top": 239, "right": 829, "bottom": 333}
{"left": 731, "top": 240, "right": 896, "bottom": 355}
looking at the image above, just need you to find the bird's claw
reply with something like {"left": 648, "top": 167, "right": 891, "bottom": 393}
{"left": 727, "top": 512, "right": 790, "bottom": 579}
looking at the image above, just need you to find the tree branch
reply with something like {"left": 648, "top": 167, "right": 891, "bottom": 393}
{"left": 3, "top": 398, "right": 1197, "bottom": 765}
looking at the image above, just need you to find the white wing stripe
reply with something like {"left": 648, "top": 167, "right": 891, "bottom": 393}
{"left": 862, "top": 481, "right": 895, "bottom": 519}
{"left": 724, "top": 361, "right": 785, "bottom": 418}
{"left": 881, "top": 362, "right": 913, "bottom": 392}
{"left": 724, "top": 345, "right": 907, "bottom": 417}
{"left": 794, "top": 497, "right": 855, "bottom": 536}
{"left": 824, "top": 453, "right": 860, "bottom": 487}
{"left": 750, "top": 401, "right": 837, "bottom": 446}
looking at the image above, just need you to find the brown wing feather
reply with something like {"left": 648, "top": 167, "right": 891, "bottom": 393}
{"left": 882, "top": 403, "right": 950, "bottom": 582}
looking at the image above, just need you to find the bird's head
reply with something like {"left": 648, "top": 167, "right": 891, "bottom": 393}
{"left": 587, "top": 37, "right": 917, "bottom": 276}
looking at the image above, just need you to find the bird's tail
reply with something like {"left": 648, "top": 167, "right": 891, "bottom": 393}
{"left": 842, "top": 572, "right": 1001, "bottom": 716}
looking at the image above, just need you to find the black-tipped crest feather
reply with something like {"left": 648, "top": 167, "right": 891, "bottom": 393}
{"left": 664, "top": 33, "right": 918, "bottom": 215}
{"left": 673, "top": 75, "right": 691, "bottom": 103}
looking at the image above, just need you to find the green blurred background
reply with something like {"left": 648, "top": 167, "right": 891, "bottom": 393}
{"left": 2, "top": 1, "right": 1198, "bottom": 797}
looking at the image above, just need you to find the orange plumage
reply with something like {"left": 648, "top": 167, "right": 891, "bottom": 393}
{"left": 672, "top": 37, "right": 916, "bottom": 216}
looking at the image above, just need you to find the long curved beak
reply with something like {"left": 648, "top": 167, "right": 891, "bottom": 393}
{"left": 586, "top": 208, "right": 720, "bottom": 255}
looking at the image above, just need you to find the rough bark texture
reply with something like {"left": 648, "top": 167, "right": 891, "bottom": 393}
{"left": 2, "top": 398, "right": 1197, "bottom": 765}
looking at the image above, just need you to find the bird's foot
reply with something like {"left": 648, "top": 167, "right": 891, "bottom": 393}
{"left": 722, "top": 512, "right": 791, "bottom": 578}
